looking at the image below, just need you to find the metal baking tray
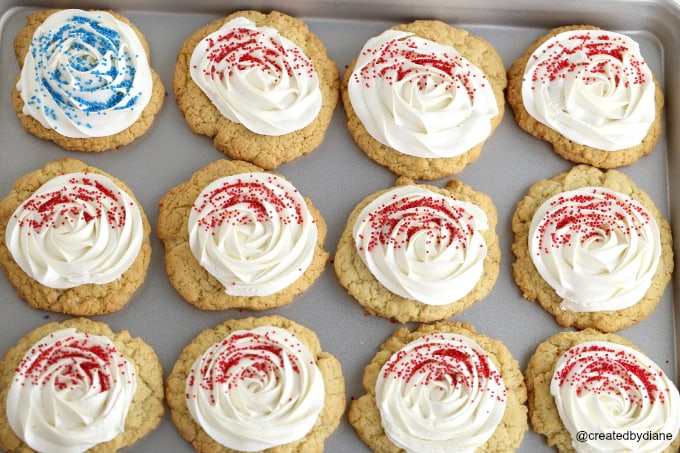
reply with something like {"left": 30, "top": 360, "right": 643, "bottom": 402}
{"left": 0, "top": 1, "right": 677, "bottom": 451}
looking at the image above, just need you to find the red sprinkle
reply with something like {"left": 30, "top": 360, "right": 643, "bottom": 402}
{"left": 192, "top": 174, "right": 305, "bottom": 233}
{"left": 527, "top": 31, "right": 647, "bottom": 87}
{"left": 187, "top": 329, "right": 306, "bottom": 403}
{"left": 16, "top": 174, "right": 127, "bottom": 231}
{"left": 353, "top": 36, "right": 485, "bottom": 102}
{"left": 383, "top": 333, "right": 505, "bottom": 399}
{"left": 360, "top": 193, "right": 475, "bottom": 253}
{"left": 201, "top": 27, "right": 315, "bottom": 82}
{"left": 534, "top": 188, "right": 651, "bottom": 255}
{"left": 14, "top": 332, "right": 131, "bottom": 393}
{"left": 555, "top": 343, "right": 666, "bottom": 406}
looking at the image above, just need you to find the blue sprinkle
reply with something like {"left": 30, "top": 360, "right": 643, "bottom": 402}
{"left": 26, "top": 12, "right": 143, "bottom": 124}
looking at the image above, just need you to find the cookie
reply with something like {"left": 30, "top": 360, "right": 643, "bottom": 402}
{"left": 0, "top": 158, "right": 152, "bottom": 316}
{"left": 12, "top": 9, "right": 165, "bottom": 152}
{"left": 341, "top": 19, "right": 506, "bottom": 180}
{"left": 349, "top": 321, "right": 527, "bottom": 452}
{"left": 507, "top": 25, "right": 664, "bottom": 168}
{"left": 525, "top": 329, "right": 680, "bottom": 452}
{"left": 173, "top": 10, "right": 339, "bottom": 169}
{"left": 511, "top": 164, "right": 673, "bottom": 332}
{"left": 334, "top": 176, "right": 500, "bottom": 323}
{"left": 166, "top": 315, "right": 345, "bottom": 452}
{"left": 0, "top": 317, "right": 164, "bottom": 452}
{"left": 157, "top": 159, "right": 328, "bottom": 310}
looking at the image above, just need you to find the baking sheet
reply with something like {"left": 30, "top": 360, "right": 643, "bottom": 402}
{"left": 0, "top": 1, "right": 677, "bottom": 451}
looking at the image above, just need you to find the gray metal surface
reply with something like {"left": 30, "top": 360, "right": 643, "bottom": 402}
{"left": 0, "top": 1, "right": 677, "bottom": 451}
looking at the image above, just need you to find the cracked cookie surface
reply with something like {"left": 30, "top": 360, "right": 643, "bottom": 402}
{"left": 0, "top": 158, "right": 152, "bottom": 316}
{"left": 0, "top": 317, "right": 164, "bottom": 452}
{"left": 506, "top": 25, "right": 664, "bottom": 168}
{"left": 341, "top": 20, "right": 506, "bottom": 179}
{"left": 511, "top": 164, "right": 673, "bottom": 332}
{"left": 349, "top": 321, "right": 528, "bottom": 452}
{"left": 12, "top": 9, "right": 165, "bottom": 152}
{"left": 166, "top": 315, "right": 345, "bottom": 453}
{"left": 157, "top": 159, "right": 329, "bottom": 310}
{"left": 334, "top": 177, "right": 500, "bottom": 323}
{"left": 173, "top": 10, "right": 339, "bottom": 169}
{"left": 525, "top": 328, "right": 680, "bottom": 452}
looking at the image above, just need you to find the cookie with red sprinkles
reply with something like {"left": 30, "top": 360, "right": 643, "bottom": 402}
{"left": 349, "top": 321, "right": 528, "bottom": 452}
{"left": 341, "top": 19, "right": 507, "bottom": 179}
{"left": 0, "top": 317, "right": 164, "bottom": 452}
{"left": 165, "top": 315, "right": 345, "bottom": 452}
{"left": 12, "top": 9, "right": 165, "bottom": 152}
{"left": 0, "top": 158, "right": 152, "bottom": 316}
{"left": 334, "top": 176, "right": 500, "bottom": 323}
{"left": 511, "top": 164, "right": 673, "bottom": 332}
{"left": 507, "top": 25, "right": 664, "bottom": 168}
{"left": 157, "top": 159, "right": 329, "bottom": 310}
{"left": 525, "top": 329, "right": 680, "bottom": 452}
{"left": 173, "top": 10, "right": 339, "bottom": 169}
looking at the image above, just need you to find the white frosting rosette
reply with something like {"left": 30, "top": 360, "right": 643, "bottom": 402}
{"left": 521, "top": 29, "right": 656, "bottom": 151}
{"left": 190, "top": 16, "right": 322, "bottom": 136}
{"left": 551, "top": 341, "right": 680, "bottom": 453}
{"left": 6, "top": 328, "right": 137, "bottom": 453}
{"left": 185, "top": 325, "right": 325, "bottom": 451}
{"left": 529, "top": 186, "right": 661, "bottom": 312}
{"left": 376, "top": 332, "right": 507, "bottom": 452}
{"left": 5, "top": 172, "right": 144, "bottom": 289}
{"left": 188, "top": 172, "right": 317, "bottom": 296}
{"left": 353, "top": 185, "right": 488, "bottom": 305}
{"left": 348, "top": 29, "right": 499, "bottom": 158}
{"left": 17, "top": 9, "right": 153, "bottom": 138}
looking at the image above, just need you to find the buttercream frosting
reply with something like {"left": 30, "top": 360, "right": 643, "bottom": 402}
{"left": 376, "top": 332, "right": 507, "bottom": 452}
{"left": 185, "top": 325, "right": 325, "bottom": 451}
{"left": 6, "top": 328, "right": 137, "bottom": 453}
{"left": 551, "top": 340, "right": 680, "bottom": 452}
{"left": 521, "top": 29, "right": 656, "bottom": 151}
{"left": 189, "top": 16, "right": 322, "bottom": 136}
{"left": 348, "top": 29, "right": 499, "bottom": 158}
{"left": 353, "top": 185, "right": 488, "bottom": 305}
{"left": 528, "top": 186, "right": 661, "bottom": 312}
{"left": 17, "top": 9, "right": 153, "bottom": 138}
{"left": 5, "top": 172, "right": 144, "bottom": 289}
{"left": 188, "top": 172, "right": 317, "bottom": 296}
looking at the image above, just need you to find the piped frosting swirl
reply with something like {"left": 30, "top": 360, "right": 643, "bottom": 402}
{"left": 17, "top": 9, "right": 153, "bottom": 138}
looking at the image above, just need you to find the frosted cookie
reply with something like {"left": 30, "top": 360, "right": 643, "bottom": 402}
{"left": 166, "top": 315, "right": 345, "bottom": 452}
{"left": 341, "top": 20, "right": 506, "bottom": 180}
{"left": 334, "top": 177, "right": 500, "bottom": 323}
{"left": 349, "top": 321, "right": 527, "bottom": 452}
{"left": 0, "top": 158, "right": 152, "bottom": 316}
{"left": 12, "top": 9, "right": 165, "bottom": 152}
{"left": 173, "top": 10, "right": 339, "bottom": 169}
{"left": 157, "top": 159, "right": 328, "bottom": 310}
{"left": 0, "top": 317, "right": 164, "bottom": 452}
{"left": 525, "top": 329, "right": 680, "bottom": 452}
{"left": 511, "top": 165, "right": 673, "bottom": 332}
{"left": 507, "top": 25, "right": 664, "bottom": 168}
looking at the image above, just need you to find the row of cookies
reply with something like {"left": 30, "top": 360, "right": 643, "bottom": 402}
{"left": 1, "top": 316, "right": 678, "bottom": 451}
{"left": 350, "top": 322, "right": 680, "bottom": 453}
{"left": 11, "top": 9, "right": 663, "bottom": 178}
{"left": 0, "top": 314, "right": 344, "bottom": 452}
{"left": 0, "top": 157, "right": 671, "bottom": 333}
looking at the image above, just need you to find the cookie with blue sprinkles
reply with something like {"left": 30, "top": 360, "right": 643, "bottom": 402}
{"left": 11, "top": 9, "right": 165, "bottom": 152}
